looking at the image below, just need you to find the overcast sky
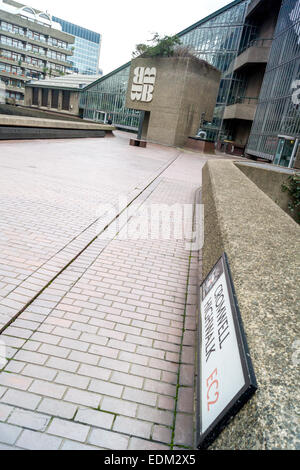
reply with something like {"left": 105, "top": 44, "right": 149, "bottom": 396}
{"left": 27, "top": 0, "right": 231, "bottom": 74}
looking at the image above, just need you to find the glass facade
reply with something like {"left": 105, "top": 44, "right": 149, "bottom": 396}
{"left": 246, "top": 0, "right": 300, "bottom": 161}
{"left": 80, "top": 64, "right": 140, "bottom": 128}
{"left": 80, "top": 0, "right": 252, "bottom": 136}
{"left": 52, "top": 17, "right": 101, "bottom": 75}
{"left": 178, "top": 0, "right": 252, "bottom": 140}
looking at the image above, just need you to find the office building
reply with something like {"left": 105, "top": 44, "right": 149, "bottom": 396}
{"left": 52, "top": 17, "right": 101, "bottom": 76}
{"left": 0, "top": 0, "right": 74, "bottom": 103}
{"left": 221, "top": 0, "right": 282, "bottom": 156}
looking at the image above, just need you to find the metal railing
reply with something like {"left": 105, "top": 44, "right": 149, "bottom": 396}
{"left": 227, "top": 96, "right": 259, "bottom": 106}
{"left": 238, "top": 38, "right": 273, "bottom": 55}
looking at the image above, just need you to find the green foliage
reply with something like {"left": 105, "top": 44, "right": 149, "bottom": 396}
{"left": 132, "top": 33, "right": 181, "bottom": 59}
{"left": 282, "top": 174, "right": 300, "bottom": 223}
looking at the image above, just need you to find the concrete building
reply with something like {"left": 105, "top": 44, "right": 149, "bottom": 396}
{"left": 246, "top": 0, "right": 300, "bottom": 168}
{"left": 80, "top": 0, "right": 252, "bottom": 136}
{"left": 24, "top": 74, "right": 99, "bottom": 116}
{"left": 52, "top": 17, "right": 102, "bottom": 76}
{"left": 126, "top": 57, "right": 221, "bottom": 147}
{"left": 79, "top": 0, "right": 300, "bottom": 168}
{"left": 0, "top": 0, "right": 74, "bottom": 104}
{"left": 221, "top": 0, "right": 282, "bottom": 156}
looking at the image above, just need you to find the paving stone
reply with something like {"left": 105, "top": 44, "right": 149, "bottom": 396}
{"left": 0, "top": 403, "right": 13, "bottom": 422}
{"left": 0, "top": 372, "right": 32, "bottom": 391}
{"left": 152, "top": 425, "right": 172, "bottom": 444}
{"left": 16, "top": 430, "right": 62, "bottom": 450}
{"left": 174, "top": 413, "right": 195, "bottom": 447}
{"left": 99, "top": 357, "right": 130, "bottom": 373}
{"left": 123, "top": 388, "right": 157, "bottom": 407}
{"left": 113, "top": 416, "right": 152, "bottom": 439}
{"left": 0, "top": 443, "right": 18, "bottom": 450}
{"left": 22, "top": 364, "right": 57, "bottom": 381}
{"left": 29, "top": 380, "right": 66, "bottom": 399}
{"left": 37, "top": 398, "right": 77, "bottom": 420}
{"left": 138, "top": 405, "right": 173, "bottom": 426}
{"left": 38, "top": 344, "right": 70, "bottom": 359}
{"left": 46, "top": 357, "right": 79, "bottom": 373}
{"left": 55, "top": 371, "right": 89, "bottom": 389}
{"left": 110, "top": 371, "right": 144, "bottom": 389}
{"left": 14, "top": 350, "right": 48, "bottom": 365}
{"left": 75, "top": 408, "right": 114, "bottom": 429}
{"left": 77, "top": 364, "right": 110, "bottom": 381}
{"left": 0, "top": 422, "right": 22, "bottom": 445}
{"left": 128, "top": 437, "right": 169, "bottom": 450}
{"left": 88, "top": 344, "right": 119, "bottom": 359}
{"left": 177, "top": 387, "right": 195, "bottom": 414}
{"left": 64, "top": 388, "right": 101, "bottom": 408}
{"left": 179, "top": 364, "right": 195, "bottom": 387}
{"left": 101, "top": 397, "right": 137, "bottom": 418}
{"left": 61, "top": 440, "right": 99, "bottom": 450}
{"left": 2, "top": 389, "right": 42, "bottom": 410}
{"left": 158, "top": 396, "right": 176, "bottom": 411}
{"left": 47, "top": 418, "right": 90, "bottom": 442}
{"left": 31, "top": 332, "right": 61, "bottom": 346}
{"left": 88, "top": 378, "right": 123, "bottom": 398}
{"left": 8, "top": 409, "right": 50, "bottom": 431}
{"left": 88, "top": 428, "right": 129, "bottom": 450}
{"left": 144, "top": 379, "right": 176, "bottom": 397}
{"left": 68, "top": 350, "right": 99, "bottom": 365}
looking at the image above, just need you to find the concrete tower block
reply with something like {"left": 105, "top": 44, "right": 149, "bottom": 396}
{"left": 126, "top": 56, "right": 221, "bottom": 147}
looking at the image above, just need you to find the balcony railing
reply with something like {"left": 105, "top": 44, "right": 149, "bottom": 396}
{"left": 0, "top": 25, "right": 71, "bottom": 53}
{"left": 238, "top": 38, "right": 273, "bottom": 55}
{"left": 227, "top": 96, "right": 259, "bottom": 106}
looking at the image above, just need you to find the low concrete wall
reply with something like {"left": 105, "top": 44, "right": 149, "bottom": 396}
{"left": 235, "top": 162, "right": 298, "bottom": 221}
{"left": 0, "top": 114, "right": 115, "bottom": 140}
{"left": 0, "top": 104, "right": 82, "bottom": 122}
{"left": 0, "top": 127, "right": 106, "bottom": 140}
{"left": 0, "top": 114, "right": 114, "bottom": 131}
{"left": 201, "top": 160, "right": 299, "bottom": 449}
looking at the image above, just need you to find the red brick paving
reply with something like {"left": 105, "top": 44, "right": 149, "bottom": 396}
{"left": 0, "top": 132, "right": 206, "bottom": 450}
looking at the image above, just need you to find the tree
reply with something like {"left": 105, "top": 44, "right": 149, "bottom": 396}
{"left": 132, "top": 33, "right": 181, "bottom": 59}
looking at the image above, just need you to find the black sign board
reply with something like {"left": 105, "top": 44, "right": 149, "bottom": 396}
{"left": 197, "top": 253, "right": 257, "bottom": 450}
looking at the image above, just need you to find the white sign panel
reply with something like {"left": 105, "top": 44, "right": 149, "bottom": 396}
{"left": 197, "top": 254, "right": 257, "bottom": 449}
{"left": 131, "top": 67, "right": 157, "bottom": 103}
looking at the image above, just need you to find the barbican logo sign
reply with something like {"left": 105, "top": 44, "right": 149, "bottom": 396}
{"left": 130, "top": 66, "right": 157, "bottom": 103}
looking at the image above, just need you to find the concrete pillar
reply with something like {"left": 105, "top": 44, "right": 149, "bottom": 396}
{"left": 47, "top": 88, "right": 51, "bottom": 108}
{"left": 58, "top": 90, "right": 63, "bottom": 111}
{"left": 38, "top": 88, "right": 42, "bottom": 107}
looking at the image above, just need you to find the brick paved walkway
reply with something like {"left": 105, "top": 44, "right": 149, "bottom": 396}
{"left": 0, "top": 133, "right": 205, "bottom": 450}
{"left": 0, "top": 133, "right": 179, "bottom": 330}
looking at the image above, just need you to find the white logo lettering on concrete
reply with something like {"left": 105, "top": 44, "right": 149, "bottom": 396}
{"left": 131, "top": 67, "right": 157, "bottom": 103}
